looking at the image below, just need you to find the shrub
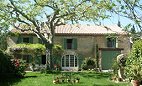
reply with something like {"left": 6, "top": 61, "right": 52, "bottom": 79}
{"left": 11, "top": 59, "right": 27, "bottom": 77}
{"left": 125, "top": 39, "right": 142, "bottom": 80}
{"left": 111, "top": 58, "right": 119, "bottom": 80}
{"left": 0, "top": 49, "right": 14, "bottom": 74}
{"left": 81, "top": 57, "right": 96, "bottom": 70}
{"left": 0, "top": 49, "right": 27, "bottom": 78}
{"left": 112, "top": 58, "right": 119, "bottom": 74}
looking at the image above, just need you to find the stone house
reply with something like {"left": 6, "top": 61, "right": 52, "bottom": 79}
{"left": 8, "top": 24, "right": 130, "bottom": 70}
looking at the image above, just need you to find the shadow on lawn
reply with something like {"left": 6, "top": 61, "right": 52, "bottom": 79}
{"left": 0, "top": 75, "right": 37, "bottom": 86}
{"left": 93, "top": 84, "right": 119, "bottom": 86}
{"left": 0, "top": 76, "right": 21, "bottom": 86}
{"left": 75, "top": 72, "right": 110, "bottom": 79}
{"left": 24, "top": 76, "right": 37, "bottom": 78}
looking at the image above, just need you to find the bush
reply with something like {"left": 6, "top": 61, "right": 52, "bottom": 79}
{"left": 125, "top": 39, "right": 142, "bottom": 80}
{"left": 0, "top": 49, "right": 27, "bottom": 78}
{"left": 81, "top": 57, "right": 96, "bottom": 70}
{"left": 0, "top": 49, "right": 14, "bottom": 74}
{"left": 112, "top": 59, "right": 119, "bottom": 74}
{"left": 11, "top": 59, "right": 27, "bottom": 77}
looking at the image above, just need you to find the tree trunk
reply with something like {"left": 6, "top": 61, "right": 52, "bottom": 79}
{"left": 45, "top": 43, "right": 53, "bottom": 70}
{"left": 46, "top": 48, "right": 50, "bottom": 70}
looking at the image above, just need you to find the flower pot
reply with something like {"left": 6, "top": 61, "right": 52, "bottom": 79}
{"left": 131, "top": 80, "right": 140, "bottom": 86}
{"left": 75, "top": 79, "right": 79, "bottom": 83}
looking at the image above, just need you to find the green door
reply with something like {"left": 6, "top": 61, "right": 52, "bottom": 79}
{"left": 101, "top": 50, "right": 121, "bottom": 70}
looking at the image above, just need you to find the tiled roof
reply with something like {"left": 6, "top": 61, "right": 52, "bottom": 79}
{"left": 55, "top": 24, "right": 127, "bottom": 35}
{"left": 11, "top": 24, "right": 128, "bottom": 35}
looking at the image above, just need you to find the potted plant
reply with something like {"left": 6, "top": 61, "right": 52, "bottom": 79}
{"left": 75, "top": 77, "right": 80, "bottom": 83}
{"left": 125, "top": 39, "right": 142, "bottom": 86}
{"left": 125, "top": 64, "right": 141, "bottom": 86}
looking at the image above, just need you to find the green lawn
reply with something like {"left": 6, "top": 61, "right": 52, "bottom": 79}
{"left": 0, "top": 71, "right": 129, "bottom": 86}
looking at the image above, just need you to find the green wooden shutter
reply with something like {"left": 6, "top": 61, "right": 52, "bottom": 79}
{"left": 17, "top": 35, "right": 22, "bottom": 43}
{"left": 112, "top": 38, "right": 116, "bottom": 48}
{"left": 38, "top": 38, "right": 42, "bottom": 44}
{"left": 29, "top": 36, "right": 33, "bottom": 43}
{"left": 63, "top": 38, "right": 67, "bottom": 49}
{"left": 73, "top": 38, "right": 77, "bottom": 50}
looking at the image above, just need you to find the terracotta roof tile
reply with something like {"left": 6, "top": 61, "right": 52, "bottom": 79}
{"left": 11, "top": 24, "right": 128, "bottom": 35}
{"left": 55, "top": 24, "right": 128, "bottom": 35}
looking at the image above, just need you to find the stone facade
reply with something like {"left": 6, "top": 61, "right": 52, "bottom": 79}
{"left": 8, "top": 25, "right": 131, "bottom": 70}
{"left": 54, "top": 34, "right": 130, "bottom": 58}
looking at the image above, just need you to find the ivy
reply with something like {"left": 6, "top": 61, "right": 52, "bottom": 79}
{"left": 8, "top": 44, "right": 64, "bottom": 56}
{"left": 8, "top": 43, "right": 46, "bottom": 55}
{"left": 105, "top": 33, "right": 117, "bottom": 39}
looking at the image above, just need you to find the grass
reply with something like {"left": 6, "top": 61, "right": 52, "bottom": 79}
{"left": 0, "top": 71, "right": 130, "bottom": 86}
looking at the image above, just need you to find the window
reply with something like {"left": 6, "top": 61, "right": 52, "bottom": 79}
{"left": 62, "top": 55, "right": 78, "bottom": 67}
{"left": 23, "top": 55, "right": 32, "bottom": 63}
{"left": 41, "top": 55, "right": 46, "bottom": 65}
{"left": 107, "top": 38, "right": 116, "bottom": 48}
{"left": 64, "top": 38, "right": 77, "bottom": 50}
{"left": 17, "top": 36, "right": 33, "bottom": 43}
{"left": 23, "top": 37, "right": 30, "bottom": 43}
{"left": 67, "top": 39, "right": 73, "bottom": 49}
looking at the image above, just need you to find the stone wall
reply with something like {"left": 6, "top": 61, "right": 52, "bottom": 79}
{"left": 54, "top": 34, "right": 130, "bottom": 58}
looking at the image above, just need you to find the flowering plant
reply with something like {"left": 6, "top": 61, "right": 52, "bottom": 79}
{"left": 11, "top": 59, "right": 27, "bottom": 77}
{"left": 54, "top": 64, "right": 60, "bottom": 70}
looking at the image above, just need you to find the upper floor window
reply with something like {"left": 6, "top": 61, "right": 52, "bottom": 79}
{"left": 63, "top": 38, "right": 77, "bottom": 50}
{"left": 17, "top": 36, "right": 33, "bottom": 44}
{"left": 67, "top": 39, "right": 73, "bottom": 49}
{"left": 107, "top": 38, "right": 116, "bottom": 48}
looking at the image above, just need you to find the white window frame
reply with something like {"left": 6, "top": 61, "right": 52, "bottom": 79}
{"left": 61, "top": 54, "right": 78, "bottom": 70}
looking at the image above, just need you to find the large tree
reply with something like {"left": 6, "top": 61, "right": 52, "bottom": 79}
{"left": 0, "top": 0, "right": 114, "bottom": 69}
{"left": 0, "top": 1, "right": 10, "bottom": 50}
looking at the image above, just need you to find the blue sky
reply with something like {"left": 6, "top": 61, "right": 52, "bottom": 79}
{"left": 79, "top": 12, "right": 134, "bottom": 28}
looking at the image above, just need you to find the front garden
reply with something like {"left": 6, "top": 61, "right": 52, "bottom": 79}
{"left": 0, "top": 71, "right": 129, "bottom": 86}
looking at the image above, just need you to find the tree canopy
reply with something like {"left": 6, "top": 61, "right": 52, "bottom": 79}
{"left": 111, "top": 0, "right": 142, "bottom": 32}
{"left": 0, "top": 0, "right": 114, "bottom": 46}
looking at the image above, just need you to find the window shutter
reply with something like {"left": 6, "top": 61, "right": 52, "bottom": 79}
{"left": 63, "top": 38, "right": 67, "bottom": 49}
{"left": 29, "top": 36, "right": 33, "bottom": 43}
{"left": 17, "top": 35, "right": 22, "bottom": 43}
{"left": 73, "top": 38, "right": 77, "bottom": 50}
{"left": 38, "top": 38, "right": 42, "bottom": 44}
{"left": 113, "top": 39, "right": 116, "bottom": 48}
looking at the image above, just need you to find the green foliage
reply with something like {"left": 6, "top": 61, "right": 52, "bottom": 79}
{"left": 53, "top": 44, "right": 64, "bottom": 57}
{"left": 81, "top": 57, "right": 96, "bottom": 70}
{"left": 0, "top": 49, "right": 27, "bottom": 77}
{"left": 0, "top": 0, "right": 114, "bottom": 28}
{"left": 8, "top": 43, "right": 46, "bottom": 55}
{"left": 125, "top": 39, "right": 142, "bottom": 80}
{"left": 0, "top": 1, "right": 11, "bottom": 51}
{"left": 8, "top": 44, "right": 63, "bottom": 56}
{"left": 52, "top": 45, "right": 63, "bottom": 70}
{"left": 0, "top": 24, "right": 9, "bottom": 50}
{"left": 114, "top": 0, "right": 142, "bottom": 31}
{"left": 11, "top": 59, "right": 27, "bottom": 77}
{"left": 111, "top": 58, "right": 119, "bottom": 76}
{"left": 0, "top": 49, "right": 14, "bottom": 73}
